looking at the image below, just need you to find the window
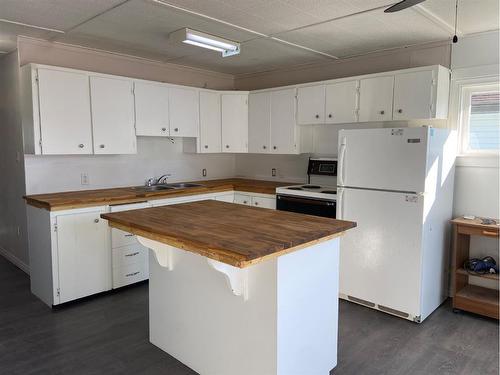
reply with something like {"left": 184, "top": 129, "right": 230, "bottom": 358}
{"left": 459, "top": 83, "right": 500, "bottom": 154}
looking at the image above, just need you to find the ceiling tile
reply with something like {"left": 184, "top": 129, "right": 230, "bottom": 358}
{"left": 419, "top": 0, "right": 499, "bottom": 35}
{"left": 278, "top": 7, "right": 451, "bottom": 58}
{"left": 0, "top": 0, "right": 126, "bottom": 31}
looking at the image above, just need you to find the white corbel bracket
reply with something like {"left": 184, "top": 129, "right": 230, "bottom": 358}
{"left": 137, "top": 236, "right": 173, "bottom": 270}
{"left": 207, "top": 259, "right": 249, "bottom": 301}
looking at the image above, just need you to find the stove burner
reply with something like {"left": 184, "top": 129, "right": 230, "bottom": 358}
{"left": 287, "top": 187, "right": 303, "bottom": 190}
{"left": 322, "top": 190, "right": 337, "bottom": 194}
{"left": 302, "top": 185, "right": 321, "bottom": 189}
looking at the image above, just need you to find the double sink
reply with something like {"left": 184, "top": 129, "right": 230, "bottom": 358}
{"left": 133, "top": 183, "right": 204, "bottom": 192}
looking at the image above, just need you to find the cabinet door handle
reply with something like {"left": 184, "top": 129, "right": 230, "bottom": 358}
{"left": 124, "top": 234, "right": 135, "bottom": 237}
{"left": 397, "top": 109, "right": 403, "bottom": 114}
{"left": 204, "top": 145, "right": 208, "bottom": 149}
{"left": 263, "top": 145, "right": 267, "bottom": 149}
{"left": 161, "top": 127, "right": 167, "bottom": 131}
{"left": 125, "top": 252, "right": 140, "bottom": 257}
{"left": 273, "top": 146, "right": 277, "bottom": 150}
{"left": 126, "top": 271, "right": 140, "bottom": 277}
{"left": 225, "top": 145, "right": 230, "bottom": 149}
{"left": 315, "top": 114, "right": 320, "bottom": 119}
{"left": 380, "top": 110, "right": 385, "bottom": 115}
{"left": 94, "top": 219, "right": 99, "bottom": 223}
{"left": 99, "top": 144, "right": 105, "bottom": 149}
{"left": 328, "top": 114, "right": 332, "bottom": 118}
{"left": 254, "top": 201, "right": 259, "bottom": 206}
{"left": 78, "top": 144, "right": 84, "bottom": 148}
{"left": 243, "top": 200, "right": 248, "bottom": 204}
{"left": 174, "top": 128, "right": 179, "bottom": 132}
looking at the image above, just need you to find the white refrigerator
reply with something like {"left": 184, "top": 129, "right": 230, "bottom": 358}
{"left": 337, "top": 127, "right": 456, "bottom": 323}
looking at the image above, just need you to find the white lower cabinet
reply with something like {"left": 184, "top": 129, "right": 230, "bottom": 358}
{"left": 56, "top": 208, "right": 112, "bottom": 303}
{"left": 109, "top": 202, "right": 150, "bottom": 288}
{"left": 234, "top": 193, "right": 276, "bottom": 209}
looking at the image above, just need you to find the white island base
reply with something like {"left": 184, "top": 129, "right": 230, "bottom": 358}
{"left": 141, "top": 236, "right": 340, "bottom": 375}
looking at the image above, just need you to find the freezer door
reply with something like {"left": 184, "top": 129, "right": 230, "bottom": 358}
{"left": 338, "top": 127, "right": 428, "bottom": 192}
{"left": 338, "top": 187, "right": 424, "bottom": 318}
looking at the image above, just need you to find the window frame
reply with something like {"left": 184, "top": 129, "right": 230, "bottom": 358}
{"left": 458, "top": 83, "right": 500, "bottom": 155}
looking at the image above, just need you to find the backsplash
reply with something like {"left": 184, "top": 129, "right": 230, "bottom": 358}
{"left": 24, "top": 137, "right": 236, "bottom": 194}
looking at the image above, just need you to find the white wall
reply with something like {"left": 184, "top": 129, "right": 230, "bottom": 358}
{"left": 0, "top": 52, "right": 29, "bottom": 272}
{"left": 25, "top": 138, "right": 235, "bottom": 194}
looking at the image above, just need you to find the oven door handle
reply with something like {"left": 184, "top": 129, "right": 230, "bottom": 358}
{"left": 278, "top": 195, "right": 335, "bottom": 206}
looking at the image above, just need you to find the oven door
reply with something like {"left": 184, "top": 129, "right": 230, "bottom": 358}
{"left": 276, "top": 194, "right": 336, "bottom": 218}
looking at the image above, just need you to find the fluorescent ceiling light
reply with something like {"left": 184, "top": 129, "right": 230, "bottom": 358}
{"left": 170, "top": 28, "right": 240, "bottom": 57}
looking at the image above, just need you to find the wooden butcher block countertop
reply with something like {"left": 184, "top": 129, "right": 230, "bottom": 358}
{"left": 101, "top": 200, "right": 356, "bottom": 268}
{"left": 24, "top": 178, "right": 294, "bottom": 211}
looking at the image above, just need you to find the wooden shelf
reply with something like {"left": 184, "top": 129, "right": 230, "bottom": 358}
{"left": 456, "top": 268, "right": 500, "bottom": 281}
{"left": 454, "top": 285, "right": 499, "bottom": 319}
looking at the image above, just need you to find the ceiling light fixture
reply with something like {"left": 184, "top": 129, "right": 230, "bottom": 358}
{"left": 170, "top": 28, "right": 240, "bottom": 57}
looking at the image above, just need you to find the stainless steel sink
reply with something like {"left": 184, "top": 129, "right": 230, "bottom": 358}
{"left": 133, "top": 185, "right": 176, "bottom": 192}
{"left": 133, "top": 183, "right": 204, "bottom": 192}
{"left": 165, "top": 183, "right": 204, "bottom": 189}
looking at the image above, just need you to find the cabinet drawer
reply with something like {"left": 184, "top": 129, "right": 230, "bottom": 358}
{"left": 112, "top": 244, "right": 148, "bottom": 268}
{"left": 234, "top": 194, "right": 251, "bottom": 205}
{"left": 457, "top": 225, "right": 499, "bottom": 238}
{"left": 112, "top": 228, "right": 139, "bottom": 248}
{"left": 113, "top": 262, "right": 148, "bottom": 288}
{"left": 252, "top": 196, "right": 276, "bottom": 209}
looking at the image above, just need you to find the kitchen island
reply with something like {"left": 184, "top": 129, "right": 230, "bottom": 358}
{"left": 101, "top": 200, "right": 356, "bottom": 375}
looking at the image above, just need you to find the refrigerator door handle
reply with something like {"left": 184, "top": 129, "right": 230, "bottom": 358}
{"left": 338, "top": 136, "right": 347, "bottom": 186}
{"left": 337, "top": 187, "right": 344, "bottom": 219}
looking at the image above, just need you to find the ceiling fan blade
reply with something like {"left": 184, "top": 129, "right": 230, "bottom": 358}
{"left": 384, "top": 0, "right": 426, "bottom": 13}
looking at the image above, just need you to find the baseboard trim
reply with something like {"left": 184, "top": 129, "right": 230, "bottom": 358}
{"left": 0, "top": 246, "right": 30, "bottom": 274}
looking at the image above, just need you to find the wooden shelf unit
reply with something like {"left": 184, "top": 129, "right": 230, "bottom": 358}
{"left": 451, "top": 217, "right": 500, "bottom": 319}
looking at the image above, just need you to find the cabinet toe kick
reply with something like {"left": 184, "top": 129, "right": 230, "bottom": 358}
{"left": 207, "top": 259, "right": 249, "bottom": 301}
{"left": 136, "top": 236, "right": 173, "bottom": 270}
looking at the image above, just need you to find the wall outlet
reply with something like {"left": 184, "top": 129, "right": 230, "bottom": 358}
{"left": 202, "top": 168, "right": 207, "bottom": 177}
{"left": 271, "top": 168, "right": 276, "bottom": 177}
{"left": 81, "top": 172, "right": 90, "bottom": 185}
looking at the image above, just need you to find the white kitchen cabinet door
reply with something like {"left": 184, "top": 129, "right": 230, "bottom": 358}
{"left": 358, "top": 76, "right": 394, "bottom": 122}
{"left": 252, "top": 196, "right": 276, "bottom": 209}
{"left": 56, "top": 210, "right": 111, "bottom": 303}
{"left": 37, "top": 68, "right": 93, "bottom": 155}
{"left": 215, "top": 193, "right": 235, "bottom": 203}
{"left": 90, "top": 76, "right": 136, "bottom": 154}
{"left": 169, "top": 87, "right": 199, "bottom": 137}
{"left": 325, "top": 81, "right": 358, "bottom": 124}
{"left": 393, "top": 70, "right": 433, "bottom": 121}
{"left": 248, "top": 92, "right": 271, "bottom": 153}
{"left": 270, "top": 88, "right": 297, "bottom": 154}
{"left": 297, "top": 85, "right": 325, "bottom": 125}
{"left": 221, "top": 93, "right": 248, "bottom": 153}
{"left": 134, "top": 81, "right": 170, "bottom": 137}
{"left": 233, "top": 193, "right": 252, "bottom": 205}
{"left": 199, "top": 91, "right": 222, "bottom": 153}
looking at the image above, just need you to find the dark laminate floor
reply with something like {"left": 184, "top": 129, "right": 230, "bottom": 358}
{"left": 0, "top": 256, "right": 498, "bottom": 375}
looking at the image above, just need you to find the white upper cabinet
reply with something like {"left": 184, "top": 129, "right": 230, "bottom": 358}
{"left": 325, "top": 81, "right": 359, "bottom": 124}
{"left": 358, "top": 76, "right": 394, "bottom": 122}
{"left": 248, "top": 92, "right": 271, "bottom": 153}
{"left": 169, "top": 87, "right": 199, "bottom": 137}
{"left": 199, "top": 91, "right": 222, "bottom": 153}
{"left": 36, "top": 68, "right": 93, "bottom": 155}
{"left": 90, "top": 76, "right": 136, "bottom": 154}
{"left": 221, "top": 93, "right": 248, "bottom": 153}
{"left": 297, "top": 85, "right": 325, "bottom": 125}
{"left": 270, "top": 88, "right": 297, "bottom": 154}
{"left": 134, "top": 81, "right": 170, "bottom": 137}
{"left": 393, "top": 69, "right": 444, "bottom": 120}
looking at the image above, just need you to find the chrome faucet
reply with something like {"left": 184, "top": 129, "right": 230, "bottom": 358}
{"left": 156, "top": 174, "right": 172, "bottom": 185}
